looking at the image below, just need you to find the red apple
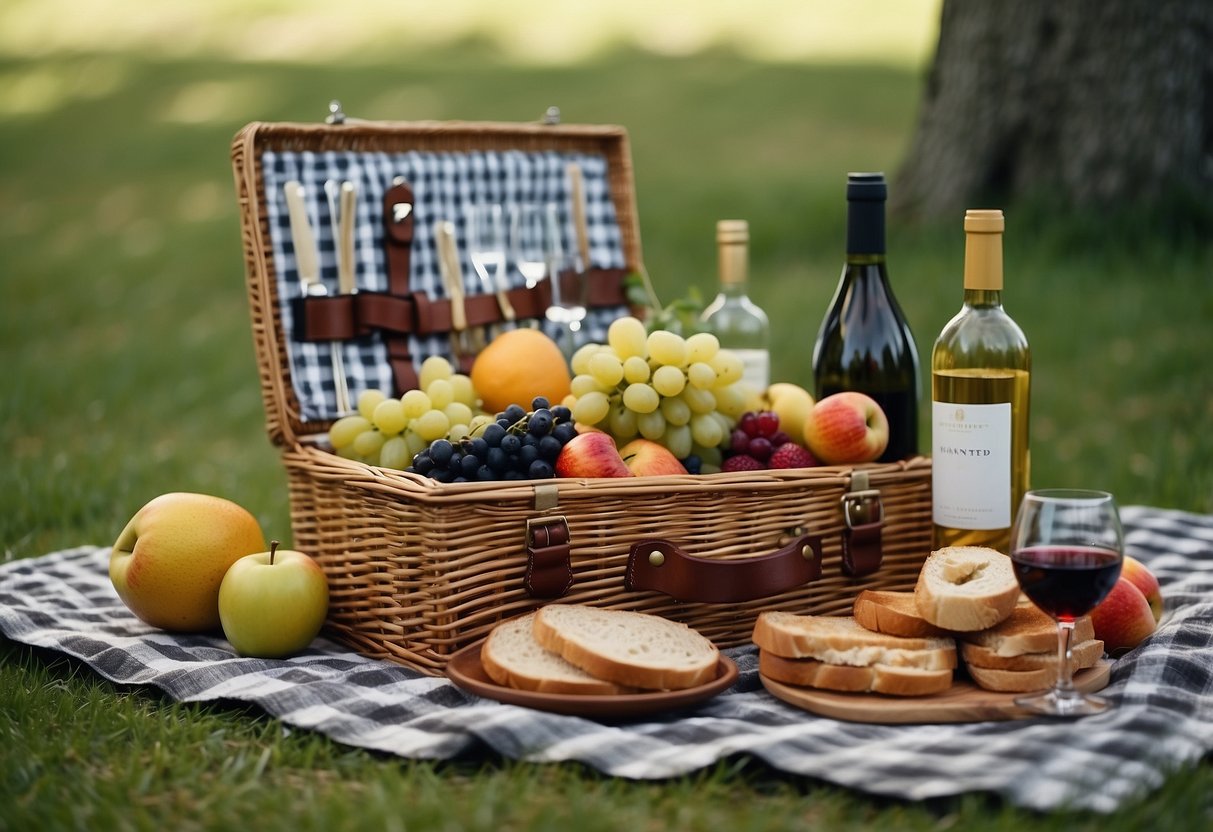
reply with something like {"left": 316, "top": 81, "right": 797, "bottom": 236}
{"left": 1090, "top": 577, "right": 1157, "bottom": 655}
{"left": 1120, "top": 554, "right": 1163, "bottom": 622}
{"left": 618, "top": 438, "right": 688, "bottom": 476}
{"left": 554, "top": 431, "right": 633, "bottom": 478}
{"left": 801, "top": 392, "right": 889, "bottom": 465}
{"left": 218, "top": 540, "right": 329, "bottom": 659}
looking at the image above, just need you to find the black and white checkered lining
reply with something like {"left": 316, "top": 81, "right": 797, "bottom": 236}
{"left": 262, "top": 149, "right": 629, "bottom": 422}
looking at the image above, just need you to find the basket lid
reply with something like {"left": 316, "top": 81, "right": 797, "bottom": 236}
{"left": 231, "top": 111, "right": 645, "bottom": 447}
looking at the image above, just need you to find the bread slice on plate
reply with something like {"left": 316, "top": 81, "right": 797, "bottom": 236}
{"left": 853, "top": 589, "right": 950, "bottom": 638}
{"left": 914, "top": 546, "right": 1020, "bottom": 631}
{"left": 966, "top": 643, "right": 1103, "bottom": 693}
{"left": 958, "top": 603, "right": 1095, "bottom": 656}
{"left": 752, "top": 612, "right": 956, "bottom": 670}
{"left": 532, "top": 605, "right": 719, "bottom": 691}
{"left": 481, "top": 613, "right": 633, "bottom": 695}
{"left": 759, "top": 651, "right": 954, "bottom": 697}
{"left": 961, "top": 638, "right": 1105, "bottom": 672}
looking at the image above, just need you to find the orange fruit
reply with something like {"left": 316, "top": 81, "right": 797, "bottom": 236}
{"left": 471, "top": 328, "right": 572, "bottom": 414}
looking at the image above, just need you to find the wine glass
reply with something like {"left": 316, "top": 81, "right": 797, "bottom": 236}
{"left": 508, "top": 204, "right": 547, "bottom": 289}
{"left": 1009, "top": 489, "right": 1124, "bottom": 716}
{"left": 466, "top": 204, "right": 509, "bottom": 297}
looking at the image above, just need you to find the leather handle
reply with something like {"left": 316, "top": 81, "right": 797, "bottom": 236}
{"left": 625, "top": 535, "right": 822, "bottom": 604}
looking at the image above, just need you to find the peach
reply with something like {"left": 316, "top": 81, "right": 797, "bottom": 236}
{"left": 1120, "top": 554, "right": 1163, "bottom": 622}
{"left": 1090, "top": 577, "right": 1157, "bottom": 655}
{"left": 801, "top": 392, "right": 889, "bottom": 465}
{"left": 618, "top": 439, "right": 687, "bottom": 476}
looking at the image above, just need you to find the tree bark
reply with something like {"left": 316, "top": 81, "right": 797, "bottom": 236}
{"left": 893, "top": 0, "right": 1213, "bottom": 220}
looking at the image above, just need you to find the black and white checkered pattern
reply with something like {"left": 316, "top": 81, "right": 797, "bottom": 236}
{"left": 2, "top": 505, "right": 1210, "bottom": 812}
{"left": 262, "top": 149, "right": 629, "bottom": 421}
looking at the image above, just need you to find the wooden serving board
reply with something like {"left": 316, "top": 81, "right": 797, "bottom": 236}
{"left": 761, "top": 660, "right": 1112, "bottom": 724}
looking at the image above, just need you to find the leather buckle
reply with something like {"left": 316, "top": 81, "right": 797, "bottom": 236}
{"left": 841, "top": 470, "right": 883, "bottom": 528}
{"left": 524, "top": 512, "right": 573, "bottom": 598}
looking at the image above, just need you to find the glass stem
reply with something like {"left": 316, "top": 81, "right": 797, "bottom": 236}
{"left": 1056, "top": 620, "right": 1077, "bottom": 694}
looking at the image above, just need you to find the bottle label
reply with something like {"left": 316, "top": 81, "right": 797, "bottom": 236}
{"left": 931, "top": 401, "right": 1011, "bottom": 530}
{"left": 733, "top": 349, "right": 770, "bottom": 391}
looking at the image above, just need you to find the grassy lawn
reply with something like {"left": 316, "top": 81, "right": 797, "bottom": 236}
{"left": 2, "top": 40, "right": 1212, "bottom": 830}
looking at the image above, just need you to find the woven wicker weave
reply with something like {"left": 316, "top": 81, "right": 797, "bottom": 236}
{"left": 233, "top": 116, "right": 933, "bottom": 676}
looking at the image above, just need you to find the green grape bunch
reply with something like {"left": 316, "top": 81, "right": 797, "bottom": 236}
{"left": 565, "top": 316, "right": 751, "bottom": 472}
{"left": 327, "top": 356, "right": 483, "bottom": 469}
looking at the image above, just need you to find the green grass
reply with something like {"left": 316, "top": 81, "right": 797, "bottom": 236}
{"left": 2, "top": 45, "right": 1212, "bottom": 830}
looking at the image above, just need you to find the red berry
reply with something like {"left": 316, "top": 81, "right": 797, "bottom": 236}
{"left": 739, "top": 412, "right": 760, "bottom": 438}
{"left": 748, "top": 436, "right": 773, "bottom": 462}
{"left": 730, "top": 428, "right": 750, "bottom": 453}
{"left": 756, "top": 411, "right": 780, "bottom": 438}
{"left": 769, "top": 442, "right": 817, "bottom": 469}
{"left": 722, "top": 453, "right": 766, "bottom": 472}
{"left": 770, "top": 431, "right": 791, "bottom": 447}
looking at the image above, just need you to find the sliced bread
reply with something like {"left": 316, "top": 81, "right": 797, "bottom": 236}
{"left": 958, "top": 604, "right": 1095, "bottom": 657}
{"left": 532, "top": 605, "right": 719, "bottom": 691}
{"left": 966, "top": 645, "right": 1103, "bottom": 693}
{"left": 752, "top": 612, "right": 956, "bottom": 670}
{"left": 481, "top": 613, "right": 632, "bottom": 695}
{"left": 961, "top": 638, "right": 1105, "bottom": 672}
{"left": 914, "top": 546, "right": 1020, "bottom": 631}
{"left": 853, "top": 589, "right": 950, "bottom": 638}
{"left": 759, "top": 651, "right": 954, "bottom": 697}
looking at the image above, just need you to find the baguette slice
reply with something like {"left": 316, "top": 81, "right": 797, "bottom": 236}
{"left": 967, "top": 645, "right": 1103, "bottom": 693}
{"left": 532, "top": 605, "right": 719, "bottom": 691}
{"left": 481, "top": 613, "right": 632, "bottom": 695}
{"left": 752, "top": 612, "right": 956, "bottom": 670}
{"left": 853, "top": 589, "right": 950, "bottom": 638}
{"left": 760, "top": 651, "right": 953, "bottom": 697}
{"left": 914, "top": 547, "right": 1020, "bottom": 631}
{"left": 959, "top": 604, "right": 1095, "bottom": 656}
{"left": 961, "top": 638, "right": 1104, "bottom": 672}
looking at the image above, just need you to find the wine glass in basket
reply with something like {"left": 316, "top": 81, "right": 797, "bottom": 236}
{"left": 1009, "top": 489, "right": 1124, "bottom": 716}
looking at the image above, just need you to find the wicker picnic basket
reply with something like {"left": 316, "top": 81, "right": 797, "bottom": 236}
{"left": 231, "top": 108, "right": 933, "bottom": 675}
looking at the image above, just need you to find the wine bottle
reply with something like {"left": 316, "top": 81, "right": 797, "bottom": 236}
{"left": 931, "top": 209, "right": 1030, "bottom": 552}
{"left": 811, "top": 172, "right": 920, "bottom": 462}
{"left": 700, "top": 220, "right": 770, "bottom": 391}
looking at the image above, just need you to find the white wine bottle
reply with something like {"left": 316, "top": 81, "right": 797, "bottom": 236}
{"left": 931, "top": 209, "right": 1030, "bottom": 552}
{"left": 812, "top": 172, "right": 920, "bottom": 462}
{"left": 700, "top": 220, "right": 770, "bottom": 390}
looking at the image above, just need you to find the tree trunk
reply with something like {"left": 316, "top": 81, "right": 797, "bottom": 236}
{"left": 893, "top": 0, "right": 1213, "bottom": 220}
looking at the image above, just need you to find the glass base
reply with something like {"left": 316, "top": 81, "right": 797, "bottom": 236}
{"left": 1014, "top": 687, "right": 1110, "bottom": 717}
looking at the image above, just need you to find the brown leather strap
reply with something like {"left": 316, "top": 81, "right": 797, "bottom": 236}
{"left": 293, "top": 295, "right": 357, "bottom": 341}
{"left": 525, "top": 518, "right": 573, "bottom": 598}
{"left": 382, "top": 180, "right": 420, "bottom": 393}
{"left": 841, "top": 521, "right": 883, "bottom": 577}
{"left": 625, "top": 535, "right": 822, "bottom": 603}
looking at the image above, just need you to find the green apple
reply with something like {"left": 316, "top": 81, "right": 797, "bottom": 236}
{"left": 219, "top": 541, "right": 329, "bottom": 659}
{"left": 109, "top": 492, "right": 267, "bottom": 632}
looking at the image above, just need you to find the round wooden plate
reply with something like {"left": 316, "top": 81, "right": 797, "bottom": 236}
{"left": 447, "top": 642, "right": 739, "bottom": 719}
{"left": 760, "top": 659, "right": 1113, "bottom": 723}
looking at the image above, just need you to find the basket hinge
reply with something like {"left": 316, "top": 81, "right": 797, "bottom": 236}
{"left": 840, "top": 470, "right": 884, "bottom": 578}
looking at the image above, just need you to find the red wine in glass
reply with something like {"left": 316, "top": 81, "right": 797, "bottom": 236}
{"left": 1011, "top": 545, "right": 1122, "bottom": 621}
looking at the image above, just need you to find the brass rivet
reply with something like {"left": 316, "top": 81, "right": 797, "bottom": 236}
{"left": 648, "top": 550, "right": 665, "bottom": 567}
{"left": 801, "top": 545, "right": 814, "bottom": 560}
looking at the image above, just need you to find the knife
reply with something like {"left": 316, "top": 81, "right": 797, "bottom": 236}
{"left": 285, "top": 180, "right": 352, "bottom": 416}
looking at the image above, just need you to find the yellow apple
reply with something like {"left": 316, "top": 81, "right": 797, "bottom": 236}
{"left": 764, "top": 382, "right": 815, "bottom": 446}
{"left": 219, "top": 541, "right": 329, "bottom": 659}
{"left": 109, "top": 492, "right": 267, "bottom": 632}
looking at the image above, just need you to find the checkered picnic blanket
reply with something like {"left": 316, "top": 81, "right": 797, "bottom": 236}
{"left": 2, "top": 505, "right": 1210, "bottom": 812}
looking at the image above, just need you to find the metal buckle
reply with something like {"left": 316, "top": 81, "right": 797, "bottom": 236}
{"left": 842, "top": 470, "right": 884, "bottom": 529}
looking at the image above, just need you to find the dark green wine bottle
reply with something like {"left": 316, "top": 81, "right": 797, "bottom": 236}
{"left": 811, "top": 172, "right": 920, "bottom": 462}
